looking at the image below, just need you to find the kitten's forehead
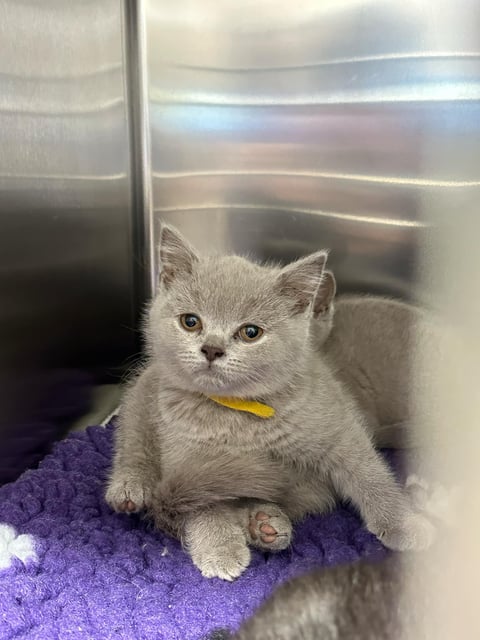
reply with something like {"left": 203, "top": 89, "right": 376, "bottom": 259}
{"left": 173, "top": 255, "right": 283, "bottom": 321}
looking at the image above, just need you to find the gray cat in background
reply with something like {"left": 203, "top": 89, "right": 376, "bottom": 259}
{"left": 105, "top": 225, "right": 434, "bottom": 580}
{"left": 312, "top": 271, "right": 447, "bottom": 450}
{"left": 205, "top": 554, "right": 427, "bottom": 640}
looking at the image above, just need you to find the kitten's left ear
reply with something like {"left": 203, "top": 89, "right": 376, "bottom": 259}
{"left": 276, "top": 251, "right": 329, "bottom": 313}
{"left": 158, "top": 224, "right": 199, "bottom": 288}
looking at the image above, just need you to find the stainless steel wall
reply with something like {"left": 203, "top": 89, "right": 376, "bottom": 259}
{"left": 1, "top": 0, "right": 479, "bottom": 482}
{"left": 0, "top": 1, "right": 137, "bottom": 482}
{"left": 144, "top": 0, "right": 480, "bottom": 301}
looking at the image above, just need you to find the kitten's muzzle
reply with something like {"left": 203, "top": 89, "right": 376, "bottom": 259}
{"left": 201, "top": 344, "right": 225, "bottom": 362}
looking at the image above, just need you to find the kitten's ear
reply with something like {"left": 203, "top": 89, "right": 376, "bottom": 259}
{"left": 313, "top": 270, "right": 336, "bottom": 316}
{"left": 276, "top": 251, "right": 329, "bottom": 313}
{"left": 158, "top": 225, "right": 199, "bottom": 288}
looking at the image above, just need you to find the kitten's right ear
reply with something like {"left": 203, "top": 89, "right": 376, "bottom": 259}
{"left": 313, "top": 270, "right": 337, "bottom": 316}
{"left": 158, "top": 225, "right": 199, "bottom": 288}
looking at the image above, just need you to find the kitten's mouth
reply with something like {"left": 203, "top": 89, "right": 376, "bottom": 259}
{"left": 195, "top": 361, "right": 226, "bottom": 378}
{"left": 191, "top": 362, "right": 239, "bottom": 394}
{"left": 200, "top": 361, "right": 221, "bottom": 372}
{"left": 189, "top": 359, "right": 266, "bottom": 396}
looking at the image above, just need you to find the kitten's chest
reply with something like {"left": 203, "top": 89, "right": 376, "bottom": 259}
{"left": 157, "top": 391, "right": 322, "bottom": 460}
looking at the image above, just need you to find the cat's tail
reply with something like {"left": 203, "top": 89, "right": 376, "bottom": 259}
{"left": 149, "top": 453, "right": 289, "bottom": 536}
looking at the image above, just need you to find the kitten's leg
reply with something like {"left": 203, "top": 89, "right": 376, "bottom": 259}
{"left": 328, "top": 429, "right": 435, "bottom": 551}
{"left": 105, "top": 369, "right": 159, "bottom": 513}
{"left": 244, "top": 501, "right": 293, "bottom": 552}
{"left": 106, "top": 444, "right": 155, "bottom": 514}
{"left": 184, "top": 504, "right": 251, "bottom": 581}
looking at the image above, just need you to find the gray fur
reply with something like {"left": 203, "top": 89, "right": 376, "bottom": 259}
{"left": 205, "top": 554, "right": 424, "bottom": 640}
{"left": 207, "top": 479, "right": 456, "bottom": 639}
{"left": 312, "top": 272, "right": 448, "bottom": 449}
{"left": 150, "top": 453, "right": 291, "bottom": 537}
{"left": 106, "top": 225, "right": 434, "bottom": 580}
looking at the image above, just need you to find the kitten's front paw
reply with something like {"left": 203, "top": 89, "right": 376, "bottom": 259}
{"left": 375, "top": 511, "right": 436, "bottom": 551}
{"left": 105, "top": 476, "right": 152, "bottom": 514}
{"left": 190, "top": 538, "right": 251, "bottom": 581}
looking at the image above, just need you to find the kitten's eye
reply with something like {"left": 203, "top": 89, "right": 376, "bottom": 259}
{"left": 239, "top": 324, "right": 263, "bottom": 342}
{"left": 180, "top": 314, "right": 202, "bottom": 332}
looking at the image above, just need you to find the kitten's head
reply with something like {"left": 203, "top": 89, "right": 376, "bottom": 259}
{"left": 146, "top": 225, "right": 329, "bottom": 397}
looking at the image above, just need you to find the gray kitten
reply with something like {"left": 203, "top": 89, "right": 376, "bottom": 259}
{"left": 312, "top": 271, "right": 448, "bottom": 450}
{"left": 205, "top": 555, "right": 425, "bottom": 640}
{"left": 105, "top": 226, "right": 434, "bottom": 580}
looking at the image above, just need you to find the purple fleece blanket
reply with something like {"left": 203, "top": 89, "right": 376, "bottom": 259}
{"left": 0, "top": 422, "right": 389, "bottom": 640}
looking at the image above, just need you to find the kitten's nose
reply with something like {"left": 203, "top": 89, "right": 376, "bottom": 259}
{"left": 201, "top": 344, "right": 225, "bottom": 362}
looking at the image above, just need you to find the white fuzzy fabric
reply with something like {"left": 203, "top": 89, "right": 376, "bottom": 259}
{"left": 0, "top": 523, "right": 37, "bottom": 570}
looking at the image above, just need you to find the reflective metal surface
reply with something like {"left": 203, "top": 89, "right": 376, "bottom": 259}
{"left": 2, "top": 1, "right": 480, "bottom": 482}
{"left": 0, "top": 1, "right": 136, "bottom": 482}
{"left": 145, "top": 0, "right": 480, "bottom": 300}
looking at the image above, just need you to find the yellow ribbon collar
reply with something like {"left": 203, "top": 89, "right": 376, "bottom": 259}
{"left": 208, "top": 395, "right": 275, "bottom": 419}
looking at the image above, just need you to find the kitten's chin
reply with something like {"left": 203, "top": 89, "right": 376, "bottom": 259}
{"left": 190, "top": 373, "right": 276, "bottom": 399}
{"left": 190, "top": 373, "right": 238, "bottom": 396}
{"left": 183, "top": 359, "right": 287, "bottom": 397}
{"left": 187, "top": 366, "right": 255, "bottom": 397}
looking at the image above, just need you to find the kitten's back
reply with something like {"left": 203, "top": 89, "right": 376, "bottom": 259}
{"left": 315, "top": 295, "right": 445, "bottom": 447}
{"left": 325, "top": 296, "right": 418, "bottom": 428}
